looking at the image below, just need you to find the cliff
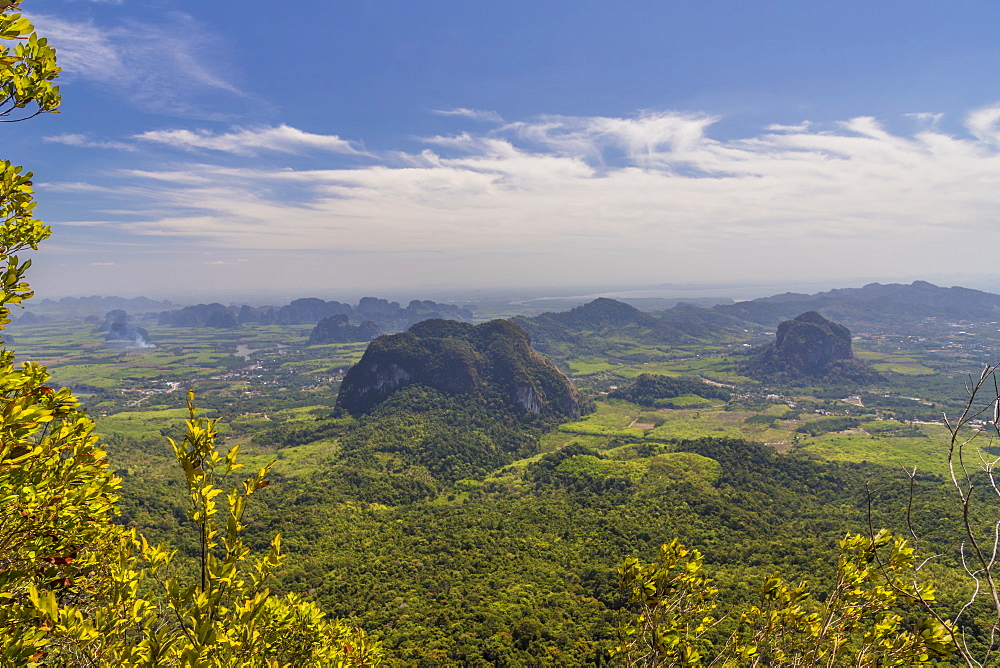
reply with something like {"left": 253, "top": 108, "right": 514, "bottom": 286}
{"left": 745, "top": 311, "right": 876, "bottom": 382}
{"left": 336, "top": 319, "right": 580, "bottom": 419}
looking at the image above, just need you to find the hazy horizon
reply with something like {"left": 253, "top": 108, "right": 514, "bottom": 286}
{"left": 13, "top": 2, "right": 1000, "bottom": 298}
{"left": 24, "top": 273, "right": 1000, "bottom": 311}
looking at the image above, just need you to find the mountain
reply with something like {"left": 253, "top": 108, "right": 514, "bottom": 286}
{"left": 161, "top": 297, "right": 474, "bottom": 332}
{"left": 336, "top": 318, "right": 580, "bottom": 419}
{"left": 25, "top": 295, "right": 174, "bottom": 318}
{"left": 770, "top": 311, "right": 852, "bottom": 373}
{"left": 158, "top": 303, "right": 238, "bottom": 328}
{"left": 237, "top": 298, "right": 352, "bottom": 325}
{"left": 608, "top": 373, "right": 731, "bottom": 407}
{"left": 656, "top": 301, "right": 764, "bottom": 332}
{"left": 743, "top": 311, "right": 877, "bottom": 382}
{"left": 515, "top": 297, "right": 730, "bottom": 360}
{"left": 308, "top": 314, "right": 382, "bottom": 344}
{"left": 715, "top": 280, "right": 1000, "bottom": 328}
{"left": 350, "top": 298, "right": 474, "bottom": 331}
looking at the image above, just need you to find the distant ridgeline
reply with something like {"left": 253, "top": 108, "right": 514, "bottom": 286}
{"left": 499, "top": 281, "right": 1000, "bottom": 380}
{"left": 13, "top": 295, "right": 174, "bottom": 322}
{"left": 514, "top": 297, "right": 755, "bottom": 359}
{"left": 17, "top": 280, "right": 1000, "bottom": 337}
{"left": 742, "top": 311, "right": 880, "bottom": 384}
{"left": 156, "top": 297, "right": 473, "bottom": 335}
{"left": 609, "top": 373, "right": 731, "bottom": 408}
{"left": 337, "top": 318, "right": 580, "bottom": 419}
{"left": 714, "top": 280, "right": 1000, "bottom": 328}
{"left": 519, "top": 297, "right": 732, "bottom": 344}
{"left": 515, "top": 281, "right": 1000, "bottom": 360}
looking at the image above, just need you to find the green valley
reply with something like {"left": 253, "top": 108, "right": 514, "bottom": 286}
{"left": 8, "top": 286, "right": 1000, "bottom": 664}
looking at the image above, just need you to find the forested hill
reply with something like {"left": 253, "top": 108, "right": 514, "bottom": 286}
{"left": 515, "top": 297, "right": 746, "bottom": 359}
{"left": 336, "top": 318, "right": 580, "bottom": 419}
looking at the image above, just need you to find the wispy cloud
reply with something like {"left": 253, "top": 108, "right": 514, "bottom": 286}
{"left": 966, "top": 105, "right": 1000, "bottom": 145}
{"left": 47, "top": 106, "right": 1000, "bottom": 286}
{"left": 505, "top": 111, "right": 717, "bottom": 166}
{"left": 30, "top": 12, "right": 244, "bottom": 118}
{"left": 43, "top": 133, "right": 135, "bottom": 151}
{"left": 906, "top": 112, "right": 944, "bottom": 129}
{"left": 432, "top": 108, "right": 505, "bottom": 124}
{"left": 133, "top": 125, "right": 365, "bottom": 156}
{"left": 766, "top": 121, "right": 811, "bottom": 133}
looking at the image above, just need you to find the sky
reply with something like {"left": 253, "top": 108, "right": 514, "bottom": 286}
{"left": 9, "top": 0, "right": 1000, "bottom": 302}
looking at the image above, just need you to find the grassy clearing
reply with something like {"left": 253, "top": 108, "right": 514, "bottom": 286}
{"left": 854, "top": 350, "right": 937, "bottom": 376}
{"left": 558, "top": 401, "right": 647, "bottom": 438}
{"left": 647, "top": 416, "right": 745, "bottom": 441}
{"left": 97, "top": 407, "right": 225, "bottom": 439}
{"left": 798, "top": 424, "right": 958, "bottom": 476}
{"left": 574, "top": 401, "right": 641, "bottom": 428}
{"left": 614, "top": 362, "right": 686, "bottom": 378}
{"left": 538, "top": 430, "right": 612, "bottom": 453}
{"left": 872, "top": 362, "right": 936, "bottom": 376}
{"left": 566, "top": 358, "right": 619, "bottom": 375}
{"left": 556, "top": 455, "right": 648, "bottom": 483}
{"left": 273, "top": 405, "right": 332, "bottom": 422}
{"left": 658, "top": 395, "right": 716, "bottom": 408}
{"left": 240, "top": 438, "right": 339, "bottom": 478}
{"left": 641, "top": 452, "right": 721, "bottom": 487}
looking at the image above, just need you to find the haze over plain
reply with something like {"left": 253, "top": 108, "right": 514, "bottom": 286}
{"left": 11, "top": 1, "right": 1000, "bottom": 300}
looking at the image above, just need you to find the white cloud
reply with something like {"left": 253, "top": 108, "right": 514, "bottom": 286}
{"left": 30, "top": 12, "right": 244, "bottom": 117}
{"left": 43, "top": 133, "right": 135, "bottom": 151}
{"left": 46, "top": 106, "right": 1000, "bottom": 287}
{"left": 906, "top": 112, "right": 943, "bottom": 129}
{"left": 766, "top": 121, "right": 811, "bottom": 133}
{"left": 431, "top": 108, "right": 505, "bottom": 124}
{"left": 133, "top": 125, "right": 365, "bottom": 156}
{"left": 966, "top": 105, "right": 1000, "bottom": 145}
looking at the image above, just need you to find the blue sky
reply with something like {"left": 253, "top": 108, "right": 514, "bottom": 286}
{"left": 10, "top": 0, "right": 1000, "bottom": 301}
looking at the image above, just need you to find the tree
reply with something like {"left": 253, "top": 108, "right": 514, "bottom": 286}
{"left": 0, "top": 4, "right": 379, "bottom": 664}
{"left": 612, "top": 362, "right": 1000, "bottom": 667}
{"left": 903, "top": 362, "right": 1000, "bottom": 667}
{"left": 613, "top": 533, "right": 954, "bottom": 666}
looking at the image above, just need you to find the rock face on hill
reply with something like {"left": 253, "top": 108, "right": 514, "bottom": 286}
{"left": 336, "top": 319, "right": 580, "bottom": 419}
{"left": 772, "top": 311, "right": 852, "bottom": 373}
{"left": 747, "top": 312, "right": 874, "bottom": 381}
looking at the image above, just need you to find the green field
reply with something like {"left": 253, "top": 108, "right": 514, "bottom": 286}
{"left": 6, "top": 313, "right": 989, "bottom": 488}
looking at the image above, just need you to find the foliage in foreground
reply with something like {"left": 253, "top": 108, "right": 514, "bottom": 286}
{"left": 2, "top": 387, "right": 380, "bottom": 666}
{"left": 614, "top": 532, "right": 954, "bottom": 666}
{"left": 0, "top": 2, "right": 377, "bottom": 664}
